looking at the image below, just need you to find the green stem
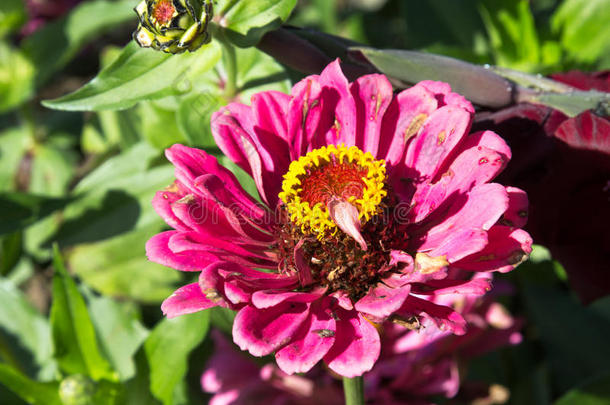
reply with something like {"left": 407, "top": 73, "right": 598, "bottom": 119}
{"left": 342, "top": 376, "right": 365, "bottom": 405}
{"left": 216, "top": 31, "right": 237, "bottom": 99}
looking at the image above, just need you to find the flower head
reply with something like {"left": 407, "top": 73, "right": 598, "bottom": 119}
{"left": 146, "top": 60, "right": 532, "bottom": 377}
{"left": 133, "top": 0, "right": 212, "bottom": 54}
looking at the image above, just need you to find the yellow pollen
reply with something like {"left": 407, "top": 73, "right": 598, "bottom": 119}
{"left": 278, "top": 144, "right": 387, "bottom": 241}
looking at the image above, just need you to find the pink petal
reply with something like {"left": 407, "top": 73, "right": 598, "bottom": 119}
{"left": 165, "top": 145, "right": 263, "bottom": 216}
{"left": 350, "top": 73, "right": 393, "bottom": 156}
{"left": 317, "top": 60, "right": 358, "bottom": 147}
{"left": 404, "top": 105, "right": 472, "bottom": 182}
{"left": 251, "top": 91, "right": 291, "bottom": 142}
{"left": 152, "top": 190, "right": 189, "bottom": 231}
{"left": 456, "top": 226, "right": 533, "bottom": 273}
{"left": 399, "top": 295, "right": 467, "bottom": 335}
{"left": 378, "top": 84, "right": 438, "bottom": 167}
{"left": 388, "top": 250, "right": 448, "bottom": 284}
{"left": 327, "top": 198, "right": 367, "bottom": 250}
{"left": 418, "top": 80, "right": 474, "bottom": 113}
{"left": 287, "top": 76, "right": 324, "bottom": 159}
{"left": 211, "top": 103, "right": 287, "bottom": 208}
{"left": 416, "top": 183, "right": 509, "bottom": 252}
{"left": 146, "top": 231, "right": 215, "bottom": 271}
{"left": 501, "top": 186, "right": 529, "bottom": 228}
{"left": 232, "top": 302, "right": 310, "bottom": 356}
{"left": 410, "top": 277, "right": 492, "bottom": 296}
{"left": 409, "top": 143, "right": 510, "bottom": 223}
{"left": 355, "top": 283, "right": 411, "bottom": 318}
{"left": 427, "top": 228, "right": 489, "bottom": 262}
{"left": 275, "top": 300, "right": 336, "bottom": 374}
{"left": 324, "top": 309, "right": 380, "bottom": 377}
{"left": 251, "top": 289, "right": 324, "bottom": 309}
{"left": 161, "top": 283, "right": 218, "bottom": 318}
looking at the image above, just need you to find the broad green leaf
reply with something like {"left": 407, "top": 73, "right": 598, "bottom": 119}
{"left": 51, "top": 143, "right": 174, "bottom": 246}
{"left": 50, "top": 245, "right": 116, "bottom": 381}
{"left": 0, "top": 0, "right": 26, "bottom": 37}
{"left": 68, "top": 224, "right": 181, "bottom": 303}
{"left": 0, "top": 278, "right": 54, "bottom": 373}
{"left": 145, "top": 311, "right": 210, "bottom": 405}
{"left": 176, "top": 92, "right": 224, "bottom": 148}
{"left": 0, "top": 364, "right": 61, "bottom": 405}
{"left": 85, "top": 292, "right": 148, "bottom": 380}
{"left": 22, "top": 0, "right": 137, "bottom": 85}
{"left": 351, "top": 47, "right": 514, "bottom": 108}
{"left": 0, "top": 192, "right": 71, "bottom": 236}
{"left": 97, "top": 108, "right": 141, "bottom": 150}
{"left": 0, "top": 232, "right": 21, "bottom": 275}
{"left": 0, "top": 41, "right": 35, "bottom": 113}
{"left": 0, "top": 127, "right": 30, "bottom": 192}
{"left": 477, "top": 0, "right": 540, "bottom": 71}
{"left": 552, "top": 0, "right": 610, "bottom": 65}
{"left": 122, "top": 350, "right": 162, "bottom": 405}
{"left": 43, "top": 40, "right": 221, "bottom": 111}
{"left": 555, "top": 372, "right": 610, "bottom": 405}
{"left": 217, "top": 0, "right": 298, "bottom": 47}
{"left": 139, "top": 102, "right": 187, "bottom": 149}
{"left": 524, "top": 284, "right": 610, "bottom": 392}
{"left": 29, "top": 144, "right": 77, "bottom": 197}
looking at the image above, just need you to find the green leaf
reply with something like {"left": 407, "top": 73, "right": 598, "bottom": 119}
{"left": 523, "top": 89, "right": 610, "bottom": 118}
{"left": 0, "top": 192, "right": 72, "bottom": 236}
{"left": 0, "top": 364, "right": 61, "bottom": 405}
{"left": 217, "top": 0, "right": 298, "bottom": 47}
{"left": 0, "top": 127, "right": 30, "bottom": 192}
{"left": 50, "top": 245, "right": 116, "bottom": 381}
{"left": 85, "top": 292, "right": 148, "bottom": 381}
{"left": 0, "top": 0, "right": 26, "bottom": 37}
{"left": 0, "top": 232, "right": 22, "bottom": 276}
{"left": 0, "top": 278, "right": 54, "bottom": 373}
{"left": 477, "top": 0, "right": 541, "bottom": 71}
{"left": 0, "top": 41, "right": 35, "bottom": 113}
{"left": 22, "top": 0, "right": 137, "bottom": 85}
{"left": 555, "top": 372, "right": 610, "bottom": 405}
{"left": 139, "top": 101, "right": 187, "bottom": 149}
{"left": 42, "top": 40, "right": 221, "bottom": 111}
{"left": 523, "top": 284, "right": 610, "bottom": 392}
{"left": 350, "top": 47, "right": 514, "bottom": 108}
{"left": 68, "top": 224, "right": 181, "bottom": 303}
{"left": 145, "top": 311, "right": 210, "bottom": 405}
{"left": 176, "top": 92, "right": 223, "bottom": 148}
{"left": 51, "top": 143, "right": 174, "bottom": 246}
{"left": 552, "top": 0, "right": 610, "bottom": 65}
{"left": 29, "top": 144, "right": 77, "bottom": 197}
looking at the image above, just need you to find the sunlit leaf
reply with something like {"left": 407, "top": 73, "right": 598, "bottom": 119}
{"left": 50, "top": 245, "right": 116, "bottom": 381}
{"left": 217, "top": 0, "right": 298, "bottom": 47}
{"left": 145, "top": 311, "right": 210, "bottom": 405}
{"left": 43, "top": 40, "right": 221, "bottom": 111}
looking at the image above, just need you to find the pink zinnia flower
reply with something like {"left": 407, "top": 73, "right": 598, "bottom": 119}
{"left": 146, "top": 60, "right": 532, "bottom": 377}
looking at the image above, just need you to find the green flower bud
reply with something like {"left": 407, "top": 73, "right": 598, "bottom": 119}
{"left": 58, "top": 375, "right": 96, "bottom": 405}
{"left": 133, "top": 0, "right": 213, "bottom": 54}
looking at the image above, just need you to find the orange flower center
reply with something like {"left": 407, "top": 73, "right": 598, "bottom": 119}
{"left": 152, "top": 0, "right": 175, "bottom": 25}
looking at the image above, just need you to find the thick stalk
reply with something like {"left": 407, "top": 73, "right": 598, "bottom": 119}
{"left": 342, "top": 376, "right": 364, "bottom": 405}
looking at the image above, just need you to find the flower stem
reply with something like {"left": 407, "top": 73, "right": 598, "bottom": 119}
{"left": 342, "top": 376, "right": 364, "bottom": 405}
{"left": 216, "top": 31, "right": 237, "bottom": 100}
